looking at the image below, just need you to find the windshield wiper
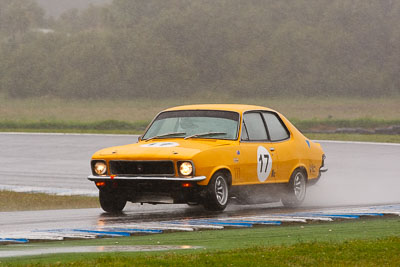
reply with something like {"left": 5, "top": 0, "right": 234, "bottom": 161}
{"left": 184, "top": 132, "right": 227, "bottom": 140}
{"left": 144, "top": 132, "right": 186, "bottom": 141}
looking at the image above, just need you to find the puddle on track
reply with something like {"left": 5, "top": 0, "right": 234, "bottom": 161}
{"left": 0, "top": 245, "right": 201, "bottom": 258}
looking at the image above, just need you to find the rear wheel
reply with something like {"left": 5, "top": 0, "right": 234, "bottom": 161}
{"left": 281, "top": 169, "right": 307, "bottom": 207}
{"left": 99, "top": 190, "right": 126, "bottom": 213}
{"left": 203, "top": 172, "right": 229, "bottom": 211}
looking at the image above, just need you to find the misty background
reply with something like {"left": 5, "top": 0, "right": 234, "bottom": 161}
{"left": 35, "top": 0, "right": 111, "bottom": 18}
{"left": 1, "top": 0, "right": 400, "bottom": 99}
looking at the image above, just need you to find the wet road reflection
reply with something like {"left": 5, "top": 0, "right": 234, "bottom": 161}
{"left": 95, "top": 202, "right": 305, "bottom": 228}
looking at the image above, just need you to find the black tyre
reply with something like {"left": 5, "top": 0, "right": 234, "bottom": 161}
{"left": 281, "top": 169, "right": 307, "bottom": 207}
{"left": 99, "top": 190, "right": 126, "bottom": 213}
{"left": 203, "top": 172, "right": 230, "bottom": 211}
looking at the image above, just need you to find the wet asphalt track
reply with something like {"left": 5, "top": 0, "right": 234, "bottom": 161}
{"left": 0, "top": 133, "right": 138, "bottom": 195}
{"left": 0, "top": 133, "right": 399, "bottom": 245}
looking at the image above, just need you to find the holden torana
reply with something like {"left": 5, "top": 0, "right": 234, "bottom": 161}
{"left": 88, "top": 104, "right": 327, "bottom": 212}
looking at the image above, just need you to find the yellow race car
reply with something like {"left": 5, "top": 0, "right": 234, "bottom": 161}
{"left": 88, "top": 104, "right": 327, "bottom": 212}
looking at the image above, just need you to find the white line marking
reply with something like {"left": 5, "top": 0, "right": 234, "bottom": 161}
{"left": 313, "top": 140, "right": 400, "bottom": 146}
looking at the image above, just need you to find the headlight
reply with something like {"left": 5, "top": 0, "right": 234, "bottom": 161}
{"left": 94, "top": 161, "right": 107, "bottom": 175}
{"left": 179, "top": 162, "right": 193, "bottom": 176}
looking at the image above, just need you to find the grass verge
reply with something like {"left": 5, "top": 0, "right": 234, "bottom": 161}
{"left": 1, "top": 217, "right": 399, "bottom": 266}
{"left": 0, "top": 118, "right": 399, "bottom": 133}
{"left": 293, "top": 118, "right": 400, "bottom": 131}
{"left": 1, "top": 96, "right": 399, "bottom": 122}
{"left": 0, "top": 191, "right": 98, "bottom": 212}
{"left": 0, "top": 120, "right": 148, "bottom": 134}
{"left": 1, "top": 96, "right": 399, "bottom": 139}
{"left": 306, "top": 133, "right": 400, "bottom": 143}
{"left": 0, "top": 119, "right": 399, "bottom": 143}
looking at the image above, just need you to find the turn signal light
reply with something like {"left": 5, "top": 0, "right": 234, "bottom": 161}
{"left": 182, "top": 183, "right": 192, "bottom": 188}
{"left": 96, "top": 181, "right": 106, "bottom": 187}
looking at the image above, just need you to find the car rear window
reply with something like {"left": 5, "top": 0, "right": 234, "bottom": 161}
{"left": 262, "top": 112, "right": 290, "bottom": 141}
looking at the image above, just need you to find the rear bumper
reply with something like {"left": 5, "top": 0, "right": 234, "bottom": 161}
{"left": 87, "top": 175, "right": 207, "bottom": 182}
{"left": 308, "top": 166, "right": 328, "bottom": 186}
{"left": 319, "top": 167, "right": 328, "bottom": 173}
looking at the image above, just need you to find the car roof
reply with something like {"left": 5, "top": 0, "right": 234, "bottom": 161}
{"left": 164, "top": 104, "right": 276, "bottom": 114}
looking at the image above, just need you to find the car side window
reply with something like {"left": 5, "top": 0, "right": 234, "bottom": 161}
{"left": 241, "top": 121, "right": 249, "bottom": 141}
{"left": 243, "top": 112, "right": 268, "bottom": 141}
{"left": 262, "top": 112, "right": 290, "bottom": 141}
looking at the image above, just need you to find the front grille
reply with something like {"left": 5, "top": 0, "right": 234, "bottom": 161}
{"left": 109, "top": 161, "right": 175, "bottom": 176}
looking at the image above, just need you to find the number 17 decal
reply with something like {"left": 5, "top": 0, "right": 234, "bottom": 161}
{"left": 257, "top": 146, "right": 272, "bottom": 182}
{"left": 259, "top": 154, "right": 270, "bottom": 173}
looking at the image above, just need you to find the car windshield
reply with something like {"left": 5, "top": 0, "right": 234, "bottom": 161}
{"left": 142, "top": 110, "right": 240, "bottom": 141}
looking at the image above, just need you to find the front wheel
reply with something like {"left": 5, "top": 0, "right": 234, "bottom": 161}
{"left": 99, "top": 190, "right": 127, "bottom": 213}
{"left": 281, "top": 169, "right": 307, "bottom": 207}
{"left": 203, "top": 172, "right": 230, "bottom": 211}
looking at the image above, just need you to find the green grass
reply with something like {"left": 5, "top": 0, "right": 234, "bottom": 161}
{"left": 1, "top": 121, "right": 399, "bottom": 143}
{"left": 4, "top": 238, "right": 399, "bottom": 266}
{"left": 0, "top": 120, "right": 148, "bottom": 134}
{"left": 1, "top": 218, "right": 399, "bottom": 266}
{"left": 1, "top": 96, "right": 399, "bottom": 123}
{"left": 0, "top": 191, "right": 98, "bottom": 212}
{"left": 1, "top": 118, "right": 399, "bottom": 133}
{"left": 306, "top": 133, "right": 400, "bottom": 143}
{"left": 0, "top": 96, "right": 399, "bottom": 142}
{"left": 293, "top": 117, "right": 400, "bottom": 131}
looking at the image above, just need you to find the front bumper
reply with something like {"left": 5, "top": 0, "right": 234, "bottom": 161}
{"left": 87, "top": 175, "right": 207, "bottom": 182}
{"left": 88, "top": 175, "right": 206, "bottom": 204}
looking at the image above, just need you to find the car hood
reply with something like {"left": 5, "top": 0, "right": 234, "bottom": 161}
{"left": 92, "top": 139, "right": 234, "bottom": 160}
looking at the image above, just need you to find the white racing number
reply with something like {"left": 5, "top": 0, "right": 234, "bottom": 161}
{"left": 257, "top": 146, "right": 272, "bottom": 182}
{"left": 140, "top": 142, "right": 179, "bottom": 148}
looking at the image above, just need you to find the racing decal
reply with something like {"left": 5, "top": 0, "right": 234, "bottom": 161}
{"left": 306, "top": 140, "right": 311, "bottom": 148}
{"left": 140, "top": 142, "right": 179, "bottom": 148}
{"left": 257, "top": 146, "right": 273, "bottom": 182}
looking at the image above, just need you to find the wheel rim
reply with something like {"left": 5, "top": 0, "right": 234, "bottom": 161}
{"left": 293, "top": 172, "right": 306, "bottom": 201}
{"left": 215, "top": 175, "right": 228, "bottom": 205}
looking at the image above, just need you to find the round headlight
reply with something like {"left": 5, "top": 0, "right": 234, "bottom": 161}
{"left": 179, "top": 162, "right": 193, "bottom": 176}
{"left": 94, "top": 161, "right": 107, "bottom": 175}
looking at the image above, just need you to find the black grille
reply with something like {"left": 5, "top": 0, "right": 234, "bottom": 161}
{"left": 109, "top": 161, "right": 175, "bottom": 176}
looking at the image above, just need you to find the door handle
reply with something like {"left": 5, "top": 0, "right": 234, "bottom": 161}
{"left": 270, "top": 147, "right": 275, "bottom": 152}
